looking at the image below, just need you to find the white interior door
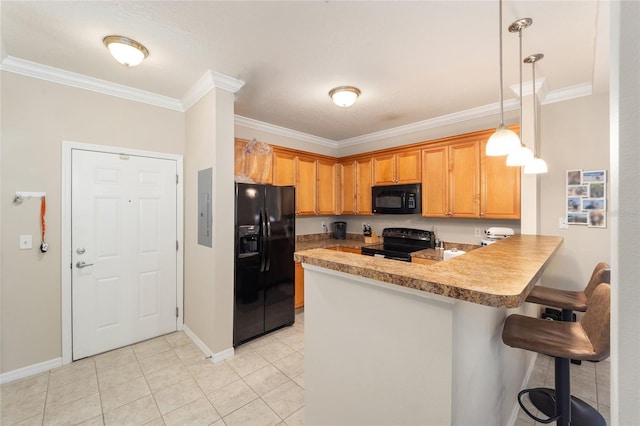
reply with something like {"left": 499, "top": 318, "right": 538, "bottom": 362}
{"left": 72, "top": 149, "right": 177, "bottom": 360}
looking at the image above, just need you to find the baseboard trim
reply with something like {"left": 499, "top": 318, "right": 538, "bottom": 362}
{"left": 212, "top": 347, "right": 235, "bottom": 363}
{"left": 507, "top": 353, "right": 538, "bottom": 425}
{"left": 0, "top": 357, "right": 62, "bottom": 385}
{"left": 182, "top": 325, "right": 234, "bottom": 364}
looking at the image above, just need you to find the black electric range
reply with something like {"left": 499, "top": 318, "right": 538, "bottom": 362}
{"left": 361, "top": 227, "right": 436, "bottom": 262}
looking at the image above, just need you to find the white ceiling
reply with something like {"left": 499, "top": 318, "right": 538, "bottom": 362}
{"left": 1, "top": 1, "right": 608, "bottom": 143}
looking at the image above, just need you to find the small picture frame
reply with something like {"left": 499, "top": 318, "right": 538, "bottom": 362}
{"left": 568, "top": 211, "right": 588, "bottom": 225}
{"left": 567, "top": 170, "right": 582, "bottom": 185}
{"left": 567, "top": 197, "right": 581, "bottom": 212}
{"left": 582, "top": 198, "right": 605, "bottom": 210}
{"left": 588, "top": 210, "right": 606, "bottom": 228}
{"left": 589, "top": 182, "right": 605, "bottom": 198}
{"left": 582, "top": 170, "right": 606, "bottom": 183}
{"left": 568, "top": 185, "right": 589, "bottom": 197}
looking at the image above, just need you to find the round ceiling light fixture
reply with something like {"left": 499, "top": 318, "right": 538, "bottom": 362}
{"left": 103, "top": 35, "right": 149, "bottom": 67}
{"left": 329, "top": 86, "right": 361, "bottom": 107}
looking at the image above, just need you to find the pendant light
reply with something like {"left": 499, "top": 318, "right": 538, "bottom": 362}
{"left": 524, "top": 54, "right": 548, "bottom": 174}
{"left": 506, "top": 18, "right": 534, "bottom": 167}
{"left": 486, "top": 0, "right": 521, "bottom": 157}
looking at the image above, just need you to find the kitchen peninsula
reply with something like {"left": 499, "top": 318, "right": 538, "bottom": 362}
{"left": 294, "top": 234, "right": 562, "bottom": 425}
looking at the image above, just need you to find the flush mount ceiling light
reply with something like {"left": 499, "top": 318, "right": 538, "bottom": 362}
{"left": 486, "top": 0, "right": 521, "bottom": 157}
{"left": 506, "top": 17, "right": 534, "bottom": 167}
{"left": 524, "top": 54, "right": 548, "bottom": 174}
{"left": 329, "top": 86, "right": 361, "bottom": 108}
{"left": 103, "top": 35, "right": 149, "bottom": 67}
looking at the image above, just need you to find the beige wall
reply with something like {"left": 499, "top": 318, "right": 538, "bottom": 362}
{"left": 184, "top": 88, "right": 235, "bottom": 355}
{"left": 538, "top": 93, "right": 611, "bottom": 291}
{"left": 0, "top": 72, "right": 185, "bottom": 374}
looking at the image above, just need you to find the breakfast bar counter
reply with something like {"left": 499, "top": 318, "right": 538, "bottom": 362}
{"left": 294, "top": 234, "right": 563, "bottom": 308}
{"left": 296, "top": 234, "right": 563, "bottom": 426}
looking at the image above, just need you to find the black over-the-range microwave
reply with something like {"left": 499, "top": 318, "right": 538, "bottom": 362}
{"left": 371, "top": 183, "right": 422, "bottom": 214}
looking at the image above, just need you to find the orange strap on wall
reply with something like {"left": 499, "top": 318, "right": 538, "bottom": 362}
{"left": 41, "top": 196, "right": 46, "bottom": 242}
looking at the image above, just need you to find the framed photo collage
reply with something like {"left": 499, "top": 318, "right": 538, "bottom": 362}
{"left": 566, "top": 169, "right": 607, "bottom": 228}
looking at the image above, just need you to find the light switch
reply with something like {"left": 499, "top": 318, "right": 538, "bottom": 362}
{"left": 20, "top": 235, "right": 32, "bottom": 250}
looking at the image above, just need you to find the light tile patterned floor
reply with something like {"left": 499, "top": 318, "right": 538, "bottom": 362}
{"left": 1, "top": 309, "right": 609, "bottom": 426}
{"left": 0, "top": 311, "right": 305, "bottom": 426}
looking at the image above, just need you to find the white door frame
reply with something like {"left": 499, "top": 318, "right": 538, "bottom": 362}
{"left": 61, "top": 141, "right": 184, "bottom": 365}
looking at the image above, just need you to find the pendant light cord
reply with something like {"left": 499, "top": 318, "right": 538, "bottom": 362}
{"left": 532, "top": 60, "right": 538, "bottom": 156}
{"left": 518, "top": 29, "right": 523, "bottom": 144}
{"left": 498, "top": 0, "right": 505, "bottom": 126}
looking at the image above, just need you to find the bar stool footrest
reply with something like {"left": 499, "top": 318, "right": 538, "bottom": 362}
{"left": 529, "top": 387, "right": 606, "bottom": 426}
{"left": 518, "top": 388, "right": 559, "bottom": 424}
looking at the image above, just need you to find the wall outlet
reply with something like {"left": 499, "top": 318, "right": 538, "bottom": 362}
{"left": 559, "top": 217, "right": 569, "bottom": 229}
{"left": 474, "top": 228, "right": 482, "bottom": 237}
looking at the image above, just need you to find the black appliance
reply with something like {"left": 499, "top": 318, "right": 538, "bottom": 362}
{"left": 372, "top": 183, "right": 421, "bottom": 214}
{"left": 361, "top": 227, "right": 435, "bottom": 262}
{"left": 333, "top": 221, "right": 346, "bottom": 239}
{"left": 234, "top": 183, "right": 295, "bottom": 347}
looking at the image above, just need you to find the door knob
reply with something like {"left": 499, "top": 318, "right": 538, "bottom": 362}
{"left": 76, "top": 261, "right": 94, "bottom": 269}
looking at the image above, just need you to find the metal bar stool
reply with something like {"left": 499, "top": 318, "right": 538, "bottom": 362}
{"left": 502, "top": 284, "right": 610, "bottom": 426}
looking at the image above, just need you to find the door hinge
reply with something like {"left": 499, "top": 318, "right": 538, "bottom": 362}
{"left": 176, "top": 174, "right": 179, "bottom": 184}
{"left": 176, "top": 240, "right": 179, "bottom": 251}
{"left": 176, "top": 307, "right": 179, "bottom": 318}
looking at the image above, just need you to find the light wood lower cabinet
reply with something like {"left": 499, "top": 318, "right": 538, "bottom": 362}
{"left": 295, "top": 262, "right": 304, "bottom": 309}
{"left": 412, "top": 257, "right": 438, "bottom": 266}
{"left": 329, "top": 246, "right": 362, "bottom": 254}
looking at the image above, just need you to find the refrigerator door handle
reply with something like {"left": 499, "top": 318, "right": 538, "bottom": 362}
{"left": 265, "top": 208, "right": 272, "bottom": 271}
{"left": 259, "top": 208, "right": 267, "bottom": 272}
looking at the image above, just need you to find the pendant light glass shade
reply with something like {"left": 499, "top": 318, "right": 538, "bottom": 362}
{"left": 103, "top": 36, "right": 148, "bottom": 67}
{"left": 506, "top": 144, "right": 534, "bottom": 166}
{"left": 487, "top": 0, "right": 521, "bottom": 156}
{"left": 524, "top": 157, "right": 548, "bottom": 174}
{"left": 486, "top": 125, "right": 521, "bottom": 156}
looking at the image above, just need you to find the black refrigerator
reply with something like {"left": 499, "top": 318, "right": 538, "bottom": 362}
{"left": 234, "top": 183, "right": 296, "bottom": 347}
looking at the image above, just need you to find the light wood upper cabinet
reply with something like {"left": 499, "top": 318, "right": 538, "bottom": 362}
{"left": 339, "top": 161, "right": 356, "bottom": 215}
{"left": 295, "top": 155, "right": 318, "bottom": 216}
{"left": 316, "top": 159, "right": 338, "bottom": 215}
{"left": 480, "top": 140, "right": 521, "bottom": 219}
{"left": 339, "top": 157, "right": 373, "bottom": 215}
{"left": 422, "top": 141, "right": 480, "bottom": 218}
{"left": 355, "top": 158, "right": 373, "bottom": 215}
{"left": 372, "top": 150, "right": 421, "bottom": 185}
{"left": 272, "top": 149, "right": 296, "bottom": 186}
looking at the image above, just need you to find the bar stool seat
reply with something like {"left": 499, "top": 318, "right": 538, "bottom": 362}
{"left": 526, "top": 262, "right": 610, "bottom": 313}
{"left": 503, "top": 284, "right": 610, "bottom": 426}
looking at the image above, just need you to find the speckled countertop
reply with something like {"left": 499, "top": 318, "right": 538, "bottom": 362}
{"left": 294, "top": 235, "right": 563, "bottom": 308}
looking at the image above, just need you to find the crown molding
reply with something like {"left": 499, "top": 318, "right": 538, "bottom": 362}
{"left": 542, "top": 82, "right": 592, "bottom": 105}
{"left": 234, "top": 115, "right": 338, "bottom": 148}
{"left": 0, "top": 56, "right": 184, "bottom": 111}
{"left": 182, "top": 70, "right": 246, "bottom": 111}
{"left": 338, "top": 99, "right": 520, "bottom": 148}
{"left": 509, "top": 77, "right": 548, "bottom": 99}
